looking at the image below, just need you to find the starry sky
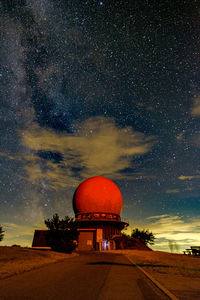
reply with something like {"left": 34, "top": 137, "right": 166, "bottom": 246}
{"left": 0, "top": 0, "right": 200, "bottom": 252}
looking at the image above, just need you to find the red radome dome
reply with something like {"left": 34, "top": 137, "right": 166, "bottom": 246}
{"left": 73, "top": 176, "right": 123, "bottom": 216}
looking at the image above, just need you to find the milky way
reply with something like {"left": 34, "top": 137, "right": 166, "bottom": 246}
{"left": 0, "top": 0, "right": 200, "bottom": 251}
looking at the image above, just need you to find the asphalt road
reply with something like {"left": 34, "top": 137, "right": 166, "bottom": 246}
{"left": 0, "top": 252, "right": 168, "bottom": 300}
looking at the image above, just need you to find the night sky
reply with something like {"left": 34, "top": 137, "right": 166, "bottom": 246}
{"left": 0, "top": 0, "right": 200, "bottom": 252}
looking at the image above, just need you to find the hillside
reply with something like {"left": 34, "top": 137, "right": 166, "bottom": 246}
{"left": 0, "top": 246, "right": 76, "bottom": 279}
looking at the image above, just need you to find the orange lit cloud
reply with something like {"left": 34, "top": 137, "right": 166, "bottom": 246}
{"left": 178, "top": 175, "right": 200, "bottom": 180}
{"left": 20, "top": 117, "right": 156, "bottom": 189}
{"left": 146, "top": 214, "right": 200, "bottom": 252}
{"left": 165, "top": 189, "right": 180, "bottom": 194}
{"left": 176, "top": 132, "right": 184, "bottom": 141}
{"left": 1, "top": 222, "right": 44, "bottom": 247}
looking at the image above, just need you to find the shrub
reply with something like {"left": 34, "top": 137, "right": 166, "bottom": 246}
{"left": 131, "top": 228, "right": 155, "bottom": 245}
{"left": 0, "top": 225, "right": 4, "bottom": 242}
{"left": 44, "top": 214, "right": 78, "bottom": 253}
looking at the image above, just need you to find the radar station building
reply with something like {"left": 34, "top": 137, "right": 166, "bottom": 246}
{"left": 73, "top": 176, "right": 128, "bottom": 251}
{"left": 32, "top": 176, "right": 128, "bottom": 251}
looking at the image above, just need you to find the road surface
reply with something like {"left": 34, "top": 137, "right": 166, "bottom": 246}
{"left": 0, "top": 252, "right": 168, "bottom": 300}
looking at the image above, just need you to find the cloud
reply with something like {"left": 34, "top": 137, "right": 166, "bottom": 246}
{"left": 20, "top": 117, "right": 156, "bottom": 189}
{"left": 147, "top": 214, "right": 169, "bottom": 220}
{"left": 178, "top": 175, "right": 200, "bottom": 180}
{"left": 191, "top": 95, "right": 200, "bottom": 117}
{"left": 165, "top": 187, "right": 196, "bottom": 194}
{"left": 146, "top": 214, "right": 200, "bottom": 252}
{"left": 176, "top": 133, "right": 184, "bottom": 141}
{"left": 165, "top": 189, "right": 180, "bottom": 194}
{"left": 1, "top": 186, "right": 49, "bottom": 247}
{"left": 185, "top": 187, "right": 195, "bottom": 191}
{"left": 1, "top": 222, "right": 43, "bottom": 247}
{"left": 0, "top": 152, "right": 16, "bottom": 160}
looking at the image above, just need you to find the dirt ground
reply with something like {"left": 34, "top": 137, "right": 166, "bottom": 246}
{"left": 115, "top": 250, "right": 200, "bottom": 300}
{"left": 0, "top": 246, "right": 77, "bottom": 280}
{"left": 1, "top": 247, "right": 200, "bottom": 299}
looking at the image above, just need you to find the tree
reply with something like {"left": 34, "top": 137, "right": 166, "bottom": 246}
{"left": 44, "top": 214, "right": 78, "bottom": 253}
{"left": 0, "top": 224, "right": 4, "bottom": 242}
{"left": 131, "top": 228, "right": 155, "bottom": 245}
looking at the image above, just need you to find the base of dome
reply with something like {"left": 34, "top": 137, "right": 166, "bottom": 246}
{"left": 76, "top": 212, "right": 121, "bottom": 221}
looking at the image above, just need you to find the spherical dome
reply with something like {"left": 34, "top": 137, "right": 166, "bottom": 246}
{"left": 73, "top": 176, "right": 123, "bottom": 216}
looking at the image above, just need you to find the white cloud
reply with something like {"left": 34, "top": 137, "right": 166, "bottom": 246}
{"left": 20, "top": 117, "right": 156, "bottom": 189}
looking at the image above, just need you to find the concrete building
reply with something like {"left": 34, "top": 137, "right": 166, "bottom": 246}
{"left": 32, "top": 176, "right": 128, "bottom": 251}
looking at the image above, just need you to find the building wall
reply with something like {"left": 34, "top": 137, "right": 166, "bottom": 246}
{"left": 32, "top": 230, "right": 49, "bottom": 247}
{"left": 103, "top": 223, "right": 121, "bottom": 239}
{"left": 77, "top": 221, "right": 123, "bottom": 251}
{"left": 32, "top": 220, "right": 125, "bottom": 250}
